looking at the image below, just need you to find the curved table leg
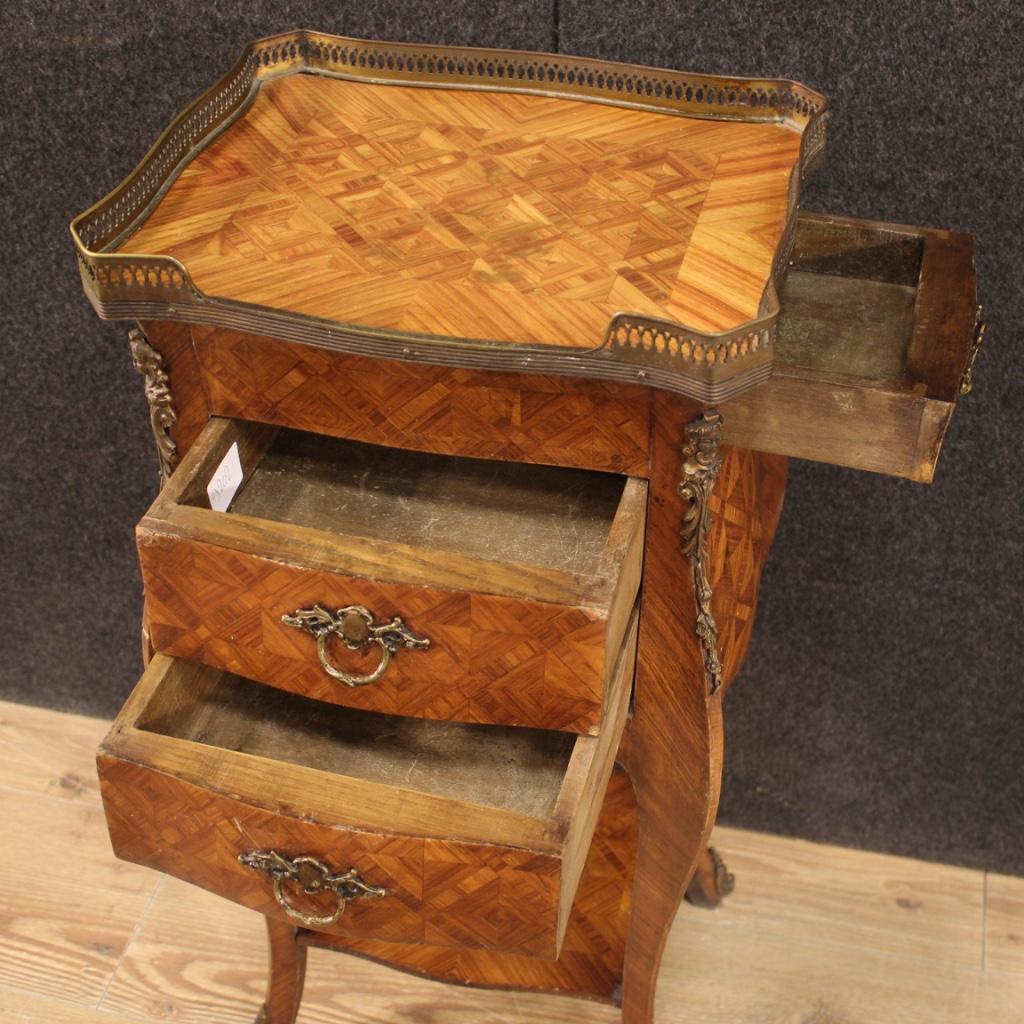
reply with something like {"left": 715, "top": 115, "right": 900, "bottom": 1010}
{"left": 256, "top": 916, "right": 306, "bottom": 1024}
{"left": 617, "top": 397, "right": 787, "bottom": 1024}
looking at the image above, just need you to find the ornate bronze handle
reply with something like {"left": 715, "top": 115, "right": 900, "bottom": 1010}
{"left": 281, "top": 604, "right": 430, "bottom": 687}
{"left": 239, "top": 851, "right": 386, "bottom": 928}
{"left": 960, "top": 306, "right": 987, "bottom": 396}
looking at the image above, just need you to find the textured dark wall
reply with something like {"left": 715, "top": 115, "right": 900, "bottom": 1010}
{"left": 2, "top": 2, "right": 1020, "bottom": 873}
{"left": 554, "top": 0, "right": 1024, "bottom": 872}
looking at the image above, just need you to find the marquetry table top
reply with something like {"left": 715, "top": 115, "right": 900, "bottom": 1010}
{"left": 72, "top": 31, "right": 827, "bottom": 401}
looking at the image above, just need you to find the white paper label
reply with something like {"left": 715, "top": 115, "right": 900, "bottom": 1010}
{"left": 207, "top": 441, "right": 243, "bottom": 512}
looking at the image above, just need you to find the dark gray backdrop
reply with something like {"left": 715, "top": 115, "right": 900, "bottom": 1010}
{"left": 3, "top": 2, "right": 1021, "bottom": 873}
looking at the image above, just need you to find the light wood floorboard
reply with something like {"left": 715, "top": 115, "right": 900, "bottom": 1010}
{"left": 0, "top": 699, "right": 1021, "bottom": 1023}
{"left": 985, "top": 872, "right": 1024, "bottom": 975}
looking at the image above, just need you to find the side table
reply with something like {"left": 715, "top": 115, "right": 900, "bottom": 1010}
{"left": 73, "top": 31, "right": 983, "bottom": 1024}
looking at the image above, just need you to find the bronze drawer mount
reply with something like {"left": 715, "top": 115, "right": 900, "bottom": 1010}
{"left": 240, "top": 851, "right": 386, "bottom": 927}
{"left": 282, "top": 604, "right": 430, "bottom": 687}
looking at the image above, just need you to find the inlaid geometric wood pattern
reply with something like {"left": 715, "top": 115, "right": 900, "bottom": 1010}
{"left": 191, "top": 325, "right": 653, "bottom": 475}
{"left": 123, "top": 74, "right": 805, "bottom": 345}
{"left": 97, "top": 755, "right": 567, "bottom": 960}
{"left": 137, "top": 533, "right": 619, "bottom": 734}
{"left": 710, "top": 446, "right": 788, "bottom": 686}
{"left": 608, "top": 394, "right": 788, "bottom": 1023}
{"left": 310, "top": 769, "right": 638, "bottom": 1002}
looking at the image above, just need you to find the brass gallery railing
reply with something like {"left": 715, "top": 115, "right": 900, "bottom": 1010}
{"left": 71, "top": 30, "right": 828, "bottom": 404}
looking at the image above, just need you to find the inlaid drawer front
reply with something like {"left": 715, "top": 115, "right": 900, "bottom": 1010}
{"left": 97, "top": 621, "right": 636, "bottom": 958}
{"left": 138, "top": 417, "right": 645, "bottom": 734}
{"left": 190, "top": 325, "right": 653, "bottom": 476}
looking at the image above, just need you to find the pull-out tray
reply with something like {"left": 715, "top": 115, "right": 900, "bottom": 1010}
{"left": 723, "top": 212, "right": 981, "bottom": 481}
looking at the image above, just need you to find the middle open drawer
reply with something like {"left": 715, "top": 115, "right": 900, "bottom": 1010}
{"left": 138, "top": 417, "right": 646, "bottom": 734}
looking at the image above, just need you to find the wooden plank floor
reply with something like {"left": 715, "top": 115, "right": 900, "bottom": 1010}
{"left": 2, "top": 698, "right": 1022, "bottom": 1023}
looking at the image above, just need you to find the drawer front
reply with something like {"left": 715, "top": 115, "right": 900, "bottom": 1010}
{"left": 97, "top": 756, "right": 563, "bottom": 956}
{"left": 139, "top": 417, "right": 645, "bottom": 734}
{"left": 190, "top": 324, "right": 653, "bottom": 476}
{"left": 139, "top": 533, "right": 615, "bottom": 733}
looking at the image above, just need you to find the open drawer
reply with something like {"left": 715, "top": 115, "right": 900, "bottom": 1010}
{"left": 98, "top": 611, "right": 636, "bottom": 959}
{"left": 723, "top": 212, "right": 982, "bottom": 482}
{"left": 138, "top": 417, "right": 645, "bottom": 734}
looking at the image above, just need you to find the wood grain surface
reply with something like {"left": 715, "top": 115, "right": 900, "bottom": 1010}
{"left": 134, "top": 209, "right": 978, "bottom": 485}
{"left": 311, "top": 769, "right": 638, "bottom": 1002}
{"left": 5, "top": 699, "right": 1022, "bottom": 1024}
{"left": 612, "top": 393, "right": 787, "bottom": 1023}
{"left": 985, "top": 873, "right": 1024, "bottom": 974}
{"left": 139, "top": 417, "right": 645, "bottom": 733}
{"left": 191, "top": 324, "right": 653, "bottom": 474}
{"left": 121, "top": 74, "right": 803, "bottom": 345}
{"left": 96, "top": 620, "right": 636, "bottom": 961}
{"left": 722, "top": 212, "right": 979, "bottom": 482}
{"left": 98, "top": 756, "right": 567, "bottom": 958}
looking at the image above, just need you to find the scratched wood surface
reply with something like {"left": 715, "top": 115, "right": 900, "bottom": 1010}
{"left": 121, "top": 73, "right": 803, "bottom": 345}
{"left": 3, "top": 698, "right": 1023, "bottom": 1023}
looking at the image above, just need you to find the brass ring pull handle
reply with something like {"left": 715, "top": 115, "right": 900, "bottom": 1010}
{"left": 960, "top": 306, "right": 987, "bottom": 396}
{"left": 281, "top": 604, "right": 430, "bottom": 687}
{"left": 239, "top": 851, "right": 386, "bottom": 928}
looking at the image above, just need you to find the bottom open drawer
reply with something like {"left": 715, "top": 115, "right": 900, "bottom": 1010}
{"left": 97, "top": 610, "right": 635, "bottom": 960}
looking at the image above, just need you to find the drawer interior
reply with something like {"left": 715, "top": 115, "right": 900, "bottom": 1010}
{"left": 778, "top": 223, "right": 923, "bottom": 379}
{"left": 139, "top": 670, "right": 575, "bottom": 818}
{"left": 140, "top": 416, "right": 645, "bottom": 733}
{"left": 188, "top": 426, "right": 627, "bottom": 577}
{"left": 100, "top": 609, "right": 636, "bottom": 955}
{"left": 724, "top": 212, "right": 978, "bottom": 482}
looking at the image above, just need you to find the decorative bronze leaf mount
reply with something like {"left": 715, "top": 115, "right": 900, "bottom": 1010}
{"left": 128, "top": 324, "right": 178, "bottom": 486}
{"left": 679, "top": 409, "right": 725, "bottom": 695}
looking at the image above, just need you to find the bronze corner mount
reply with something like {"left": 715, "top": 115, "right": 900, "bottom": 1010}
{"left": 128, "top": 325, "right": 178, "bottom": 486}
{"left": 679, "top": 409, "right": 725, "bottom": 696}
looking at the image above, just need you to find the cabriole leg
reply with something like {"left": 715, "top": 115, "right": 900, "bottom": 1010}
{"left": 617, "top": 399, "right": 786, "bottom": 1023}
{"left": 256, "top": 916, "right": 306, "bottom": 1024}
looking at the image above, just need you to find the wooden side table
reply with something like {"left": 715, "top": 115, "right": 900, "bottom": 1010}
{"left": 73, "top": 32, "right": 982, "bottom": 1024}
